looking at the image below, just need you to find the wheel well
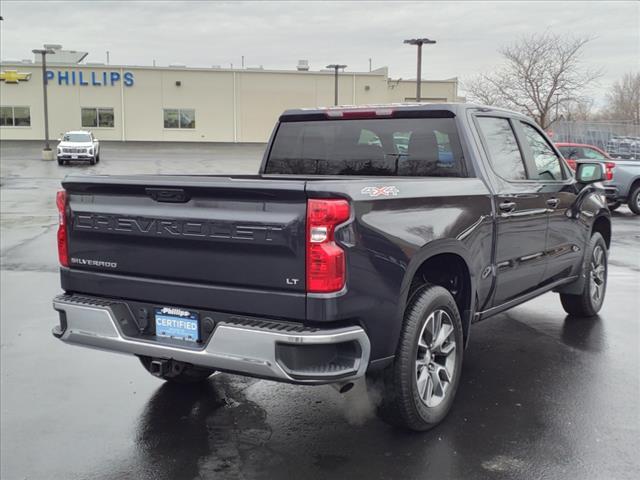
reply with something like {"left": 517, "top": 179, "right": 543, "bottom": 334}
{"left": 592, "top": 216, "right": 611, "bottom": 249}
{"left": 630, "top": 178, "right": 640, "bottom": 195}
{"left": 409, "top": 253, "right": 472, "bottom": 344}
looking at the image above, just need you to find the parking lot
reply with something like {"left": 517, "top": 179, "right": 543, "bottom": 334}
{"left": 1, "top": 140, "right": 639, "bottom": 480}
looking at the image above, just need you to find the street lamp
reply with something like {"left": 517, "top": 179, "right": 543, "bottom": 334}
{"left": 32, "top": 48, "right": 55, "bottom": 160}
{"left": 403, "top": 38, "right": 436, "bottom": 102}
{"left": 326, "top": 64, "right": 347, "bottom": 106}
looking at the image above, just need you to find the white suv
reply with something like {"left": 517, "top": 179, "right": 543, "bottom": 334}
{"left": 57, "top": 131, "right": 100, "bottom": 165}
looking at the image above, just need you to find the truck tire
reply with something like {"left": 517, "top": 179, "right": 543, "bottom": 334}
{"left": 628, "top": 185, "right": 640, "bottom": 215}
{"left": 89, "top": 156, "right": 96, "bottom": 165}
{"left": 560, "top": 232, "right": 607, "bottom": 317}
{"left": 138, "top": 356, "right": 215, "bottom": 384}
{"left": 374, "top": 285, "right": 464, "bottom": 431}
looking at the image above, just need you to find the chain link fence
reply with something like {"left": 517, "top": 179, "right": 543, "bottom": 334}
{"left": 550, "top": 120, "right": 640, "bottom": 159}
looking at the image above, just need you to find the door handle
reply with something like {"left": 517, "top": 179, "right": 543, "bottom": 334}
{"left": 546, "top": 198, "right": 559, "bottom": 209}
{"left": 498, "top": 201, "right": 516, "bottom": 213}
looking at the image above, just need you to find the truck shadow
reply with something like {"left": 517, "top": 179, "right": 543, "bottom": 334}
{"left": 126, "top": 375, "right": 272, "bottom": 480}
{"left": 131, "top": 381, "right": 224, "bottom": 480}
{"left": 561, "top": 314, "right": 605, "bottom": 352}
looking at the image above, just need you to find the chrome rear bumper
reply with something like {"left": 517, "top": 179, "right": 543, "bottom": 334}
{"left": 52, "top": 295, "right": 370, "bottom": 384}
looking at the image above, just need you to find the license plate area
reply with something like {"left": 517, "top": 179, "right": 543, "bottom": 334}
{"left": 154, "top": 307, "right": 199, "bottom": 343}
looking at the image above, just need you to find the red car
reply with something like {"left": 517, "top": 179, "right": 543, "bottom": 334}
{"left": 556, "top": 142, "right": 618, "bottom": 206}
{"left": 556, "top": 142, "right": 613, "bottom": 174}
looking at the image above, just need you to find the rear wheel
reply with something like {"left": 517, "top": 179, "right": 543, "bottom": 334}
{"left": 373, "top": 285, "right": 464, "bottom": 431}
{"left": 628, "top": 185, "right": 640, "bottom": 215}
{"left": 138, "top": 356, "right": 215, "bottom": 384}
{"left": 560, "top": 232, "right": 607, "bottom": 317}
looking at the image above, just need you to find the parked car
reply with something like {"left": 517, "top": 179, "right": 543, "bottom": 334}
{"left": 557, "top": 142, "right": 640, "bottom": 214}
{"left": 607, "top": 136, "right": 640, "bottom": 160}
{"left": 57, "top": 131, "right": 100, "bottom": 166}
{"left": 602, "top": 158, "right": 640, "bottom": 214}
{"left": 556, "top": 142, "right": 611, "bottom": 169}
{"left": 52, "top": 104, "right": 611, "bottom": 431}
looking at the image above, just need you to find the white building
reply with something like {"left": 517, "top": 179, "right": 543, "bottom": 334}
{"left": 1, "top": 57, "right": 461, "bottom": 143}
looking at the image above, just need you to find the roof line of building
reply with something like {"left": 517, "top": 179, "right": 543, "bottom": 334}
{"left": 0, "top": 61, "right": 458, "bottom": 83}
{"left": 0, "top": 61, "right": 391, "bottom": 76}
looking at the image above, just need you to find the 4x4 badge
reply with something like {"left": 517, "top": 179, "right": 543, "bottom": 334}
{"left": 361, "top": 186, "right": 400, "bottom": 197}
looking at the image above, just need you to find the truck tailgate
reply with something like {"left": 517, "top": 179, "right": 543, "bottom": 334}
{"left": 61, "top": 175, "right": 307, "bottom": 316}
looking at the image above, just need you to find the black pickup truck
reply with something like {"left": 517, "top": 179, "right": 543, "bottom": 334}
{"left": 52, "top": 104, "right": 611, "bottom": 431}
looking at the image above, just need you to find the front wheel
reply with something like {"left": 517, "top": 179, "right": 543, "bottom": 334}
{"left": 628, "top": 185, "right": 640, "bottom": 215}
{"left": 374, "top": 285, "right": 464, "bottom": 431}
{"left": 138, "top": 356, "right": 215, "bottom": 384}
{"left": 560, "top": 232, "right": 608, "bottom": 317}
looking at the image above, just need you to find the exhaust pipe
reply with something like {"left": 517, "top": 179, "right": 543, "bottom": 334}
{"left": 331, "top": 381, "right": 355, "bottom": 394}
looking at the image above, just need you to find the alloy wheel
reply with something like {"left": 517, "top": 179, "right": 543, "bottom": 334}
{"left": 590, "top": 245, "right": 606, "bottom": 306}
{"left": 415, "top": 309, "right": 457, "bottom": 408}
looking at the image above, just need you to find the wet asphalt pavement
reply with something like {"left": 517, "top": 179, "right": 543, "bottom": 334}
{"left": 1, "top": 141, "right": 639, "bottom": 480}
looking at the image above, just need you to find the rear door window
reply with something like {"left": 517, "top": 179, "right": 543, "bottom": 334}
{"left": 476, "top": 117, "right": 527, "bottom": 181}
{"left": 266, "top": 117, "right": 466, "bottom": 177}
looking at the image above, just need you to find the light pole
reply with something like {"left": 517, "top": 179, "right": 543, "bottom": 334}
{"left": 32, "top": 48, "right": 55, "bottom": 160}
{"left": 326, "top": 64, "right": 347, "bottom": 106}
{"left": 403, "top": 38, "right": 436, "bottom": 102}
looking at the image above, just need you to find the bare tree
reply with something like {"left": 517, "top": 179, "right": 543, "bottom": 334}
{"left": 561, "top": 97, "right": 595, "bottom": 121}
{"left": 464, "top": 33, "right": 601, "bottom": 128}
{"left": 603, "top": 72, "right": 640, "bottom": 124}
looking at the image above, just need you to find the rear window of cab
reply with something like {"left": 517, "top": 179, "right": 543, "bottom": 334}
{"left": 265, "top": 117, "right": 466, "bottom": 177}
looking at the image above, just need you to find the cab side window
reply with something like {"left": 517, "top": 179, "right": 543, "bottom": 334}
{"left": 520, "top": 122, "right": 564, "bottom": 181}
{"left": 477, "top": 117, "right": 527, "bottom": 181}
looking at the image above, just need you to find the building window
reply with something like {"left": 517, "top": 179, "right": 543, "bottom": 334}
{"left": 164, "top": 108, "right": 195, "bottom": 129}
{"left": 0, "top": 106, "right": 31, "bottom": 127}
{"left": 81, "top": 108, "right": 115, "bottom": 128}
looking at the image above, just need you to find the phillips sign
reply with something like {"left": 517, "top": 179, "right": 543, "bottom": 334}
{"left": 46, "top": 70, "right": 134, "bottom": 87}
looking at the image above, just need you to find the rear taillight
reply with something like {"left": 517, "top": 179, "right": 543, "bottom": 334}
{"left": 306, "top": 198, "right": 350, "bottom": 293}
{"left": 56, "top": 190, "right": 69, "bottom": 267}
{"left": 605, "top": 161, "right": 616, "bottom": 181}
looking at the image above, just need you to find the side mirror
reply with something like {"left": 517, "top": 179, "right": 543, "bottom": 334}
{"left": 575, "top": 162, "right": 604, "bottom": 183}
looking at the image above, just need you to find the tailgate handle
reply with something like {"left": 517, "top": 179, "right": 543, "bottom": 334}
{"left": 146, "top": 188, "right": 190, "bottom": 203}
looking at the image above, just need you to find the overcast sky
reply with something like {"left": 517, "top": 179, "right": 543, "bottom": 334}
{"left": 1, "top": 1, "right": 638, "bottom": 101}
